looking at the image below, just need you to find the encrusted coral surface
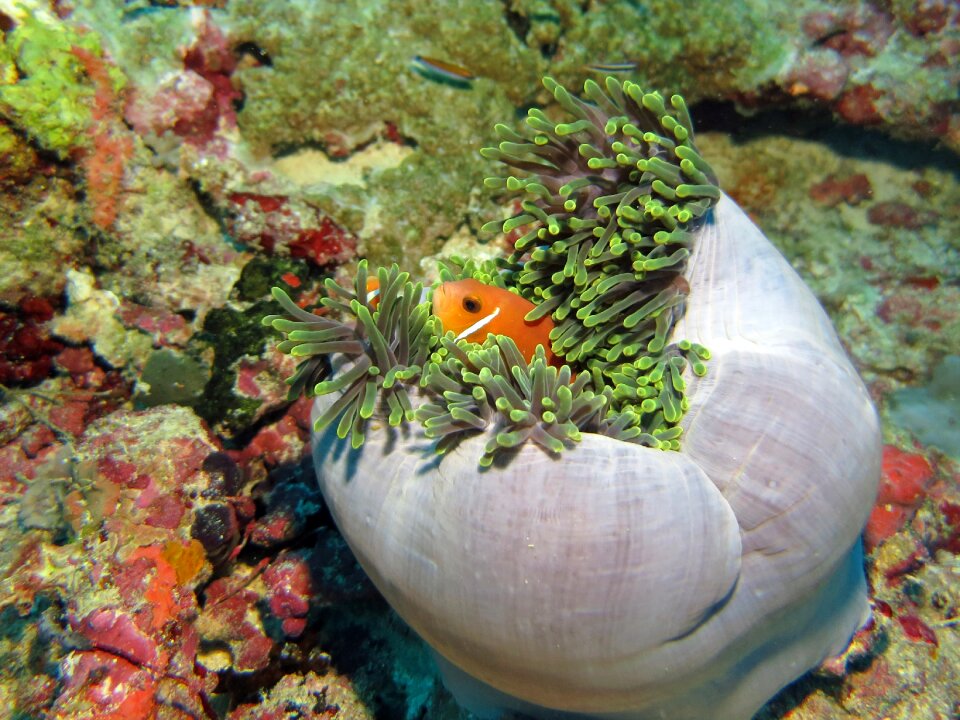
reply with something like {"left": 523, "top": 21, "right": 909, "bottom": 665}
{"left": 0, "top": 0, "right": 958, "bottom": 718}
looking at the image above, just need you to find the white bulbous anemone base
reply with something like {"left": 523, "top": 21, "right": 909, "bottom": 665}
{"left": 311, "top": 193, "right": 881, "bottom": 720}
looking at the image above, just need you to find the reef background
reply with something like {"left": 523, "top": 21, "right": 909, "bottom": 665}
{"left": 0, "top": 0, "right": 958, "bottom": 718}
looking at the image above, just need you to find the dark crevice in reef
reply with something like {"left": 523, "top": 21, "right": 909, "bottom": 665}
{"left": 231, "top": 89, "right": 246, "bottom": 114}
{"left": 753, "top": 670, "right": 847, "bottom": 720}
{"left": 497, "top": 0, "right": 565, "bottom": 57}
{"left": 513, "top": 102, "right": 543, "bottom": 122}
{"left": 270, "top": 138, "right": 338, "bottom": 160}
{"left": 208, "top": 506, "right": 392, "bottom": 713}
{"left": 691, "top": 100, "right": 960, "bottom": 177}
{"left": 227, "top": 399, "right": 298, "bottom": 451}
{"left": 539, "top": 40, "right": 559, "bottom": 59}
{"left": 233, "top": 41, "right": 272, "bottom": 67}
{"left": 187, "top": 178, "right": 230, "bottom": 234}
{"left": 499, "top": 0, "right": 531, "bottom": 46}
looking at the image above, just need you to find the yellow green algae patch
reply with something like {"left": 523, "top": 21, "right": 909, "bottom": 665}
{"left": 0, "top": 10, "right": 120, "bottom": 157}
{"left": 0, "top": 11, "right": 104, "bottom": 301}
{"left": 0, "top": 173, "right": 86, "bottom": 304}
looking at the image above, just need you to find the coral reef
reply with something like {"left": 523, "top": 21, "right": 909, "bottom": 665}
{"left": 62, "top": 0, "right": 959, "bottom": 276}
{"left": 0, "top": 0, "right": 957, "bottom": 718}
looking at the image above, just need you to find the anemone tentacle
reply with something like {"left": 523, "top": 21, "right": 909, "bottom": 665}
{"left": 482, "top": 76, "right": 719, "bottom": 441}
{"left": 417, "top": 335, "right": 609, "bottom": 466}
{"left": 262, "top": 261, "right": 440, "bottom": 448}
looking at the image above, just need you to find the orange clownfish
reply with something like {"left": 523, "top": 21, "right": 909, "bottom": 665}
{"left": 432, "top": 278, "right": 555, "bottom": 364}
{"left": 365, "top": 277, "right": 382, "bottom": 309}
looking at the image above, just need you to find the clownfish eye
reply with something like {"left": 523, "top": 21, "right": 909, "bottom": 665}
{"left": 462, "top": 295, "right": 482, "bottom": 313}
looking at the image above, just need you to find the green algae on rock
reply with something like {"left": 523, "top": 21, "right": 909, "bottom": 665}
{"left": 0, "top": 10, "right": 111, "bottom": 158}
{"left": 224, "top": 0, "right": 541, "bottom": 271}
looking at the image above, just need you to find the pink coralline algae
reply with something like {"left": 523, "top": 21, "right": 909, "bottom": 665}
{"left": 935, "top": 501, "right": 960, "bottom": 554}
{"left": 55, "top": 650, "right": 165, "bottom": 720}
{"left": 55, "top": 541, "right": 215, "bottom": 719}
{"left": 902, "top": 0, "right": 954, "bottom": 37}
{"left": 867, "top": 200, "right": 938, "bottom": 230}
{"left": 75, "top": 607, "right": 160, "bottom": 665}
{"left": 117, "top": 301, "right": 192, "bottom": 348}
{"left": 783, "top": 49, "right": 849, "bottom": 102}
{"left": 226, "top": 193, "right": 357, "bottom": 268}
{"left": 897, "top": 614, "right": 939, "bottom": 646}
{"left": 0, "top": 343, "right": 128, "bottom": 488}
{"left": 26, "top": 533, "right": 219, "bottom": 720}
{"left": 809, "top": 173, "right": 873, "bottom": 207}
{"left": 0, "top": 406, "right": 234, "bottom": 717}
{"left": 125, "top": 15, "right": 240, "bottom": 148}
{"left": 262, "top": 554, "right": 313, "bottom": 638}
{"left": 836, "top": 84, "right": 886, "bottom": 126}
{"left": 811, "top": 8, "right": 895, "bottom": 58}
{"left": 232, "top": 395, "right": 312, "bottom": 470}
{"left": 869, "top": 457, "right": 960, "bottom": 588}
{"left": 176, "top": 23, "right": 242, "bottom": 144}
{"left": 0, "top": 383, "right": 377, "bottom": 717}
{"left": 875, "top": 282, "right": 954, "bottom": 331}
{"left": 794, "top": 449, "right": 960, "bottom": 720}
{"left": 197, "top": 573, "right": 276, "bottom": 673}
{"left": 788, "top": 4, "right": 960, "bottom": 148}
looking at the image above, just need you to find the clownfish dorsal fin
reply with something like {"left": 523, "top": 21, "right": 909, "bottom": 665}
{"left": 455, "top": 306, "right": 501, "bottom": 342}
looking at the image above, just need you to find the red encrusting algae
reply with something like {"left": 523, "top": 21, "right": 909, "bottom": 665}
{"left": 864, "top": 445, "right": 935, "bottom": 549}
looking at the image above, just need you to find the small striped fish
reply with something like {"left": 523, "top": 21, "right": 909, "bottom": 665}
{"left": 412, "top": 55, "right": 475, "bottom": 87}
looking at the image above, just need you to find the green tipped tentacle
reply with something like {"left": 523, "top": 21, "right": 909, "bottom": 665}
{"left": 480, "top": 76, "right": 719, "bottom": 447}
{"left": 264, "top": 261, "right": 441, "bottom": 443}
{"left": 417, "top": 335, "right": 609, "bottom": 466}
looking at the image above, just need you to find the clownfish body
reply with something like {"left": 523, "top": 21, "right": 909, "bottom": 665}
{"left": 365, "top": 277, "right": 382, "bottom": 309}
{"left": 431, "top": 279, "right": 556, "bottom": 364}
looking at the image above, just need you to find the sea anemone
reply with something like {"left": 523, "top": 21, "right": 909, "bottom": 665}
{"left": 265, "top": 77, "right": 881, "bottom": 720}
{"left": 268, "top": 78, "right": 720, "bottom": 456}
